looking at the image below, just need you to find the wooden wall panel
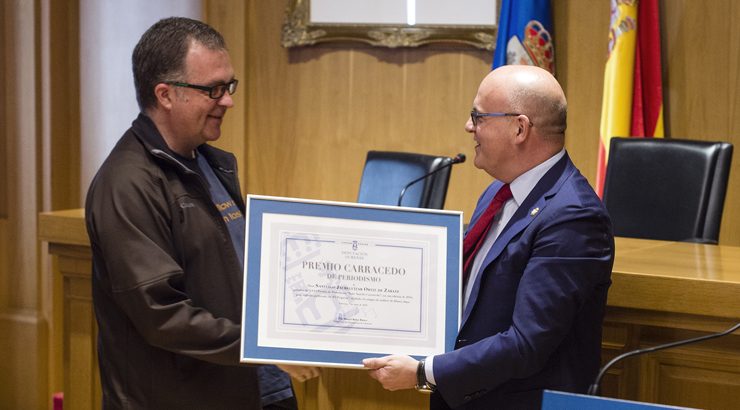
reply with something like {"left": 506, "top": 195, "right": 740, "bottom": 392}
{"left": 644, "top": 350, "right": 740, "bottom": 410}
{"left": 48, "top": 0, "right": 80, "bottom": 210}
{"left": 203, "top": 1, "right": 248, "bottom": 192}
{"left": 0, "top": 0, "right": 7, "bottom": 219}
{"left": 243, "top": 0, "right": 493, "bottom": 218}
{"left": 554, "top": 0, "right": 611, "bottom": 185}
{"left": 662, "top": 0, "right": 740, "bottom": 245}
{"left": 0, "top": 1, "right": 44, "bottom": 408}
{"left": 636, "top": 326, "right": 740, "bottom": 410}
{"left": 209, "top": 0, "right": 740, "bottom": 245}
{"left": 233, "top": 0, "right": 613, "bottom": 217}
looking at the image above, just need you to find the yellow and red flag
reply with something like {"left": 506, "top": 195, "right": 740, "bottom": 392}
{"left": 596, "top": 0, "right": 664, "bottom": 197}
{"left": 631, "top": 0, "right": 664, "bottom": 138}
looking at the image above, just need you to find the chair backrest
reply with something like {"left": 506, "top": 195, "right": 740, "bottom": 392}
{"left": 357, "top": 151, "right": 453, "bottom": 209}
{"left": 603, "top": 137, "right": 733, "bottom": 243}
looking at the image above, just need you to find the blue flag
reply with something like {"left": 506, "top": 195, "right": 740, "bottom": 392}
{"left": 492, "top": 0, "right": 555, "bottom": 73}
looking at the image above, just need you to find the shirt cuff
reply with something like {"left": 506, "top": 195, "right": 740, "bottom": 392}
{"left": 425, "top": 355, "right": 436, "bottom": 385}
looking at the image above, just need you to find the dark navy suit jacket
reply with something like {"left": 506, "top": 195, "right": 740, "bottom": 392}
{"left": 431, "top": 153, "right": 614, "bottom": 410}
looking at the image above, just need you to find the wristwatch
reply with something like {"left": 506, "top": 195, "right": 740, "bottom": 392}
{"left": 415, "top": 359, "right": 436, "bottom": 393}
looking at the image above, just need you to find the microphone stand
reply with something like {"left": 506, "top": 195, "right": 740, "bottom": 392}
{"left": 587, "top": 321, "right": 740, "bottom": 396}
{"left": 397, "top": 154, "right": 465, "bottom": 207}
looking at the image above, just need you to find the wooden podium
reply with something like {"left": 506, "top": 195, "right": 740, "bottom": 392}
{"left": 39, "top": 210, "right": 740, "bottom": 409}
{"left": 39, "top": 209, "right": 100, "bottom": 410}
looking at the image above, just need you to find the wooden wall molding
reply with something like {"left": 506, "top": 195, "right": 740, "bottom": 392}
{"left": 0, "top": 0, "right": 7, "bottom": 219}
{"left": 0, "top": 1, "right": 43, "bottom": 407}
{"left": 48, "top": 0, "right": 80, "bottom": 210}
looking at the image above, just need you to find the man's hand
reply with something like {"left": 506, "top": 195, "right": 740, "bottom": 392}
{"left": 276, "top": 364, "right": 321, "bottom": 382}
{"left": 362, "top": 355, "right": 418, "bottom": 391}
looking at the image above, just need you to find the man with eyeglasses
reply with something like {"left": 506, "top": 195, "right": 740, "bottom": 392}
{"left": 364, "top": 65, "right": 614, "bottom": 409}
{"left": 85, "top": 17, "right": 317, "bottom": 409}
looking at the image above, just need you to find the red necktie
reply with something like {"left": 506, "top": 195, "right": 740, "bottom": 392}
{"left": 462, "top": 184, "right": 512, "bottom": 286}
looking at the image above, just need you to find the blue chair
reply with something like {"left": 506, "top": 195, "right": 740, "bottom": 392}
{"left": 603, "top": 137, "right": 733, "bottom": 243}
{"left": 357, "top": 151, "right": 454, "bottom": 209}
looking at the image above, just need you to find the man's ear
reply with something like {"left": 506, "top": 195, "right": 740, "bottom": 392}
{"left": 154, "top": 83, "right": 174, "bottom": 110}
{"left": 513, "top": 115, "right": 531, "bottom": 144}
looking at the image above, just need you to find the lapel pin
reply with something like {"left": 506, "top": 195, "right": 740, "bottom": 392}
{"left": 530, "top": 207, "right": 540, "bottom": 217}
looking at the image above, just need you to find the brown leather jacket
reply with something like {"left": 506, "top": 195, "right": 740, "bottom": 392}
{"left": 85, "top": 114, "right": 259, "bottom": 409}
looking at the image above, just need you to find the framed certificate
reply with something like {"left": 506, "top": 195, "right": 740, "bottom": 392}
{"left": 240, "top": 195, "right": 462, "bottom": 368}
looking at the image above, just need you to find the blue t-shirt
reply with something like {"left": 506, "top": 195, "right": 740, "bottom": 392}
{"left": 196, "top": 152, "right": 293, "bottom": 407}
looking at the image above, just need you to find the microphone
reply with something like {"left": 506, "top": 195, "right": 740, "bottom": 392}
{"left": 587, "top": 321, "right": 740, "bottom": 396}
{"left": 397, "top": 153, "right": 466, "bottom": 207}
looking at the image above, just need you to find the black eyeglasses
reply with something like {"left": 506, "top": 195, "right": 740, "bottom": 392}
{"left": 167, "top": 79, "right": 238, "bottom": 99}
{"left": 470, "top": 109, "right": 529, "bottom": 127}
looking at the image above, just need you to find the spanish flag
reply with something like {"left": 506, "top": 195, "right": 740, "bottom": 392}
{"left": 596, "top": 0, "right": 664, "bottom": 196}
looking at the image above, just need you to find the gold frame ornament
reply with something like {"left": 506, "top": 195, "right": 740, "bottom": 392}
{"left": 281, "top": 0, "right": 497, "bottom": 50}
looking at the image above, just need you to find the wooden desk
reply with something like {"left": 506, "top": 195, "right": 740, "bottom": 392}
{"left": 611, "top": 237, "right": 740, "bottom": 320}
{"left": 39, "top": 211, "right": 740, "bottom": 409}
{"left": 601, "top": 238, "right": 740, "bottom": 409}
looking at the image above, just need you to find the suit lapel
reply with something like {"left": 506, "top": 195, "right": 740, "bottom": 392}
{"left": 461, "top": 154, "right": 576, "bottom": 325}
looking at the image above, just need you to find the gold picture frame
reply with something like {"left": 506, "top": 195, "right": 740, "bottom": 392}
{"left": 281, "top": 0, "right": 497, "bottom": 50}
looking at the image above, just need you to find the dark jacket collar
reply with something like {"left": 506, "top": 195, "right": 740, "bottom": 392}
{"left": 131, "top": 113, "right": 237, "bottom": 174}
{"left": 130, "top": 113, "right": 244, "bottom": 211}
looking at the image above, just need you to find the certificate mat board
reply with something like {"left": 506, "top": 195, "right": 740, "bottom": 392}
{"left": 240, "top": 195, "right": 462, "bottom": 368}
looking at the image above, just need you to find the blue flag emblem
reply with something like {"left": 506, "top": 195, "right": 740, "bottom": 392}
{"left": 492, "top": 0, "right": 555, "bottom": 73}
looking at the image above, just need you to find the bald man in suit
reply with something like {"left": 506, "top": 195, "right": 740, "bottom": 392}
{"left": 363, "top": 65, "right": 614, "bottom": 409}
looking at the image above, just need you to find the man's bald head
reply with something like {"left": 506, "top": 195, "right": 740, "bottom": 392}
{"left": 481, "top": 65, "right": 567, "bottom": 145}
{"left": 466, "top": 65, "right": 568, "bottom": 181}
